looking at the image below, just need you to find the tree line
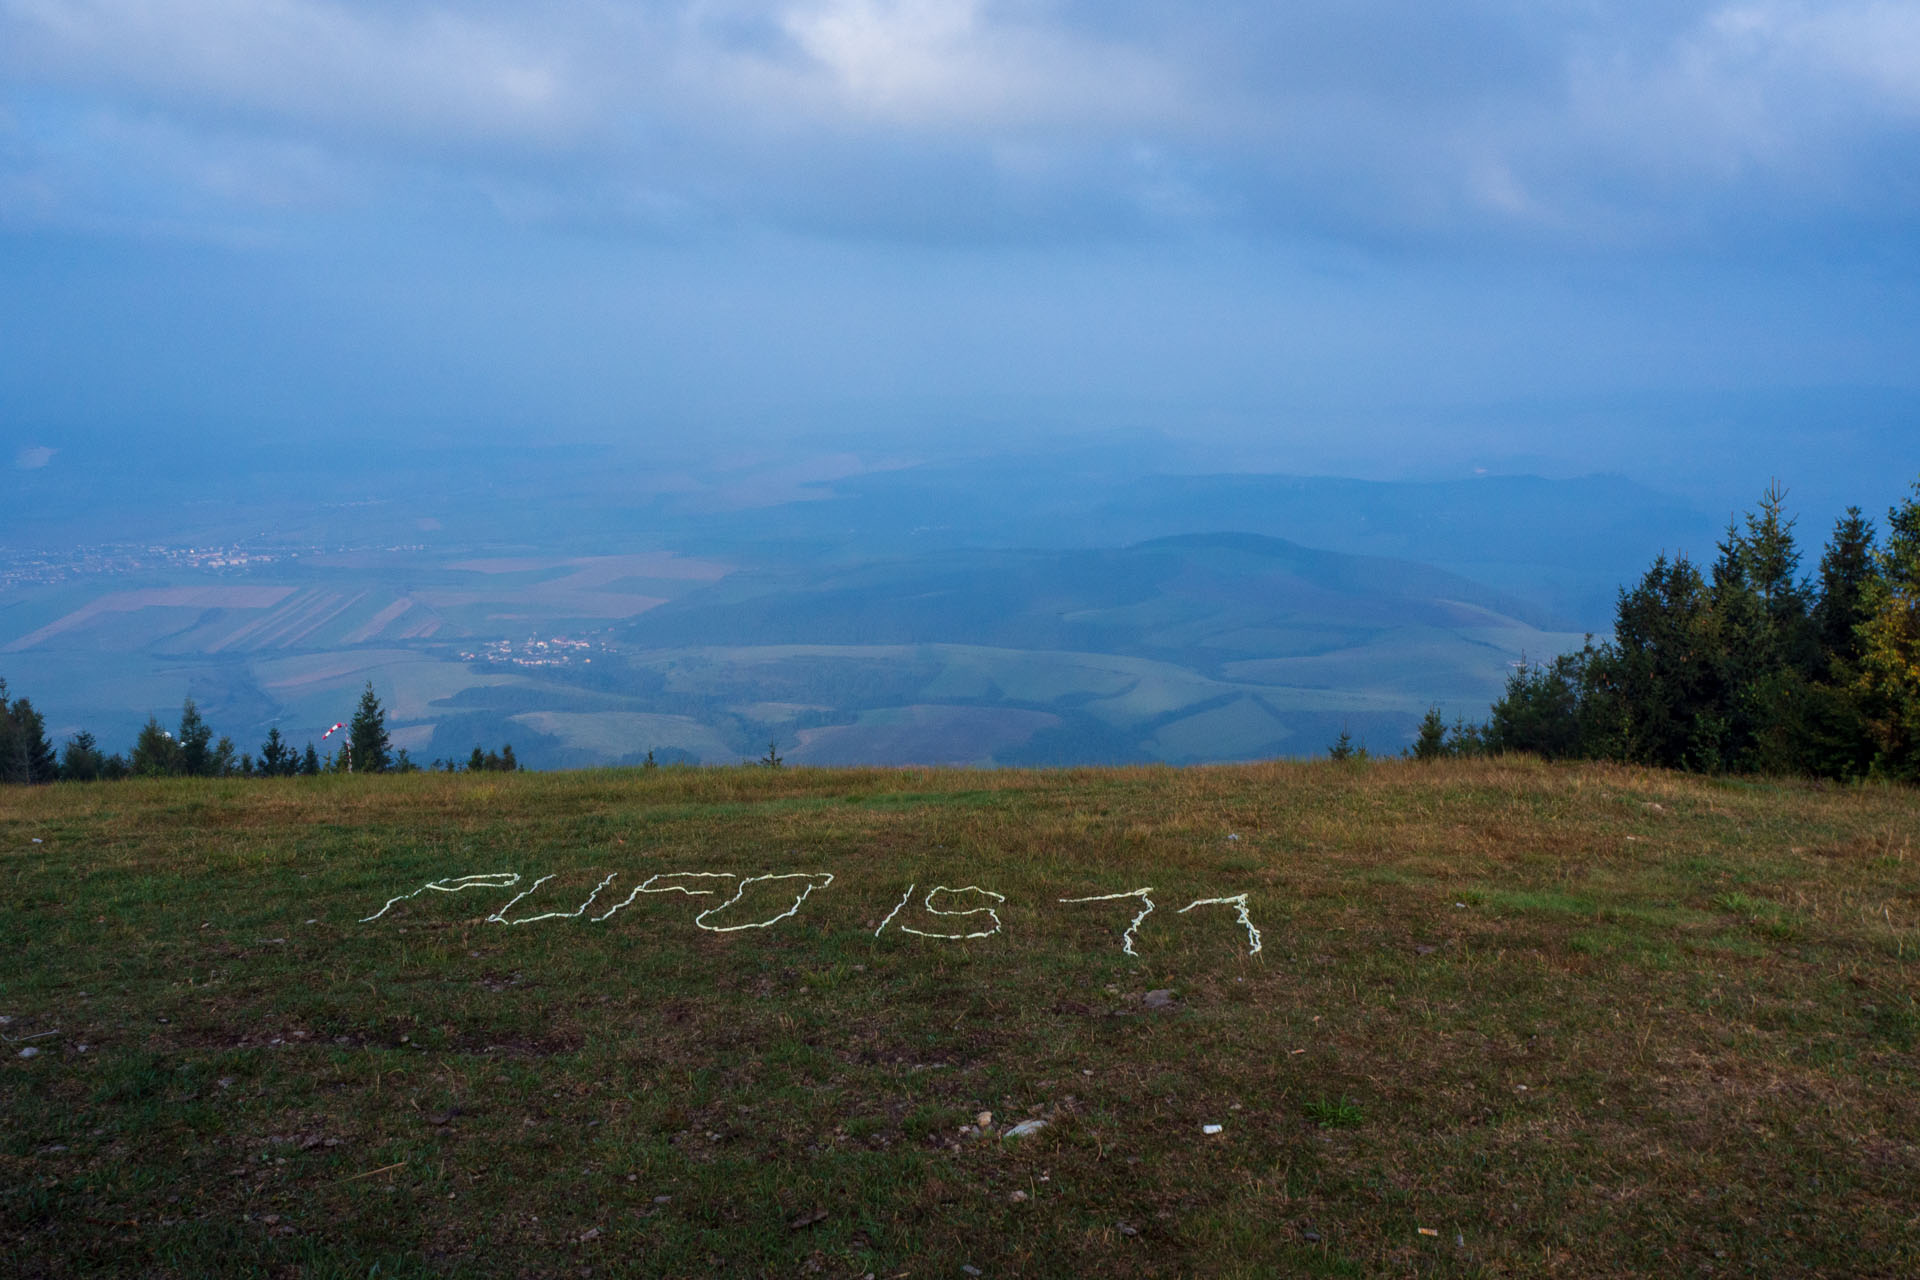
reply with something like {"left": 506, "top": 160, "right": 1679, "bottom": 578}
{"left": 0, "top": 681, "right": 516, "bottom": 783}
{"left": 1405, "top": 480, "right": 1920, "bottom": 781}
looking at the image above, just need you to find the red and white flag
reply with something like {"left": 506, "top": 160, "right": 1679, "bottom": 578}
{"left": 322, "top": 722, "right": 346, "bottom": 739}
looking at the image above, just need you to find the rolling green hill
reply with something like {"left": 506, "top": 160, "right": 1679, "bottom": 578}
{"left": 592, "top": 534, "right": 1581, "bottom": 765}
{"left": 623, "top": 533, "right": 1561, "bottom": 652}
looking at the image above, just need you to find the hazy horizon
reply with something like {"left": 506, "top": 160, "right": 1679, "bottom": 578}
{"left": 5, "top": 2, "right": 1918, "bottom": 503}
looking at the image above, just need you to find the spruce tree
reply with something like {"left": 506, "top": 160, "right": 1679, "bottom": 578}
{"left": 0, "top": 679, "right": 13, "bottom": 782}
{"left": 178, "top": 698, "right": 213, "bottom": 777}
{"left": 130, "top": 717, "right": 183, "bottom": 777}
{"left": 60, "top": 731, "right": 105, "bottom": 782}
{"left": 468, "top": 747, "right": 486, "bottom": 772}
{"left": 1800, "top": 508, "right": 1880, "bottom": 777}
{"left": 1706, "top": 522, "right": 1770, "bottom": 771}
{"left": 1411, "top": 707, "right": 1449, "bottom": 760}
{"left": 1611, "top": 555, "right": 1717, "bottom": 770}
{"left": 1488, "top": 650, "right": 1600, "bottom": 761}
{"left": 300, "top": 742, "right": 321, "bottom": 776}
{"left": 26, "top": 707, "right": 57, "bottom": 783}
{"left": 1856, "top": 482, "right": 1920, "bottom": 779}
{"left": 1446, "top": 716, "right": 1488, "bottom": 758}
{"left": 1728, "top": 487, "right": 1817, "bottom": 772}
{"left": 258, "top": 726, "right": 291, "bottom": 777}
{"left": 1815, "top": 508, "right": 1878, "bottom": 668}
{"left": 0, "top": 686, "right": 56, "bottom": 784}
{"left": 347, "top": 682, "right": 391, "bottom": 774}
{"left": 1742, "top": 483, "right": 1814, "bottom": 655}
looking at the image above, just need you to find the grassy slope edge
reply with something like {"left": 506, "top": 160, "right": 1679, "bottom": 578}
{"left": 2, "top": 761, "right": 1916, "bottom": 1278}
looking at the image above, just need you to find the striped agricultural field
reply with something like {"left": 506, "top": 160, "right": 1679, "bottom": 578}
{"left": 2, "top": 586, "right": 295, "bottom": 652}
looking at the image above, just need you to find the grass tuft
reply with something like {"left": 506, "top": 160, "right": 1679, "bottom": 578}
{"left": 1302, "top": 1096, "right": 1366, "bottom": 1129}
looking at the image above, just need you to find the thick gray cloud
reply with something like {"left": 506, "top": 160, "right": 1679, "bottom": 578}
{"left": 3, "top": 0, "right": 1917, "bottom": 511}
{"left": 4, "top": 0, "right": 1917, "bottom": 245}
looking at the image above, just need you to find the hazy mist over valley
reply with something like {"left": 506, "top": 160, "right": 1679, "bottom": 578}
{"left": 5, "top": 424, "right": 1910, "bottom": 770}
{"left": 5, "top": 0, "right": 1919, "bottom": 770}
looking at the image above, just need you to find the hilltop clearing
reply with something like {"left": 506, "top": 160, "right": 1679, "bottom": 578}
{"left": 3, "top": 760, "right": 1915, "bottom": 1276}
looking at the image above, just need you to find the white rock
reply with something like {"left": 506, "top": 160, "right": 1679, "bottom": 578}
{"left": 1004, "top": 1119, "right": 1048, "bottom": 1138}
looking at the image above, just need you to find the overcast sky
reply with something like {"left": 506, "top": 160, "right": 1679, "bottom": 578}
{"left": 4, "top": 1, "right": 1918, "bottom": 512}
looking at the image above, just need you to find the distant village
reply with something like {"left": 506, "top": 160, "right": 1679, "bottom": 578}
{"left": 457, "top": 634, "right": 604, "bottom": 669}
{"left": 0, "top": 541, "right": 420, "bottom": 591}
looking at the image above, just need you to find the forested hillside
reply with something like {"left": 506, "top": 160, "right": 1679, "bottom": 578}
{"left": 1479, "top": 482, "right": 1920, "bottom": 779}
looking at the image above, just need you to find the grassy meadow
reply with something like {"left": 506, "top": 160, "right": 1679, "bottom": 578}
{"left": 2, "top": 760, "right": 1916, "bottom": 1277}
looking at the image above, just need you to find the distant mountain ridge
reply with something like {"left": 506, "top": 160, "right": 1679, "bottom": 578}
{"left": 676, "top": 464, "right": 1715, "bottom": 630}
{"left": 622, "top": 532, "right": 1561, "bottom": 658}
